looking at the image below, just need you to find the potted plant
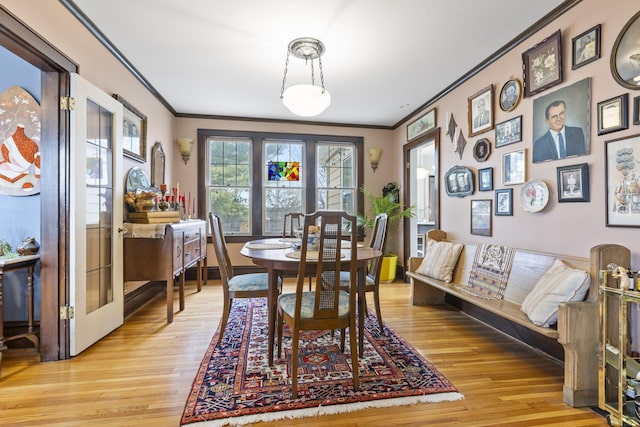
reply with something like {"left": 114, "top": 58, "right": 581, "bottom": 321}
{"left": 357, "top": 183, "right": 415, "bottom": 282}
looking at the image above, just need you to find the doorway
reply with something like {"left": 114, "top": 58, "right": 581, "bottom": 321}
{"left": 403, "top": 129, "right": 439, "bottom": 276}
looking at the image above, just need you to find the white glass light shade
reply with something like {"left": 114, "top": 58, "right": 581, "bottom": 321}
{"left": 282, "top": 84, "right": 331, "bottom": 117}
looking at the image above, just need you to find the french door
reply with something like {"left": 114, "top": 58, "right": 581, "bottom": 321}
{"left": 69, "top": 73, "right": 124, "bottom": 355}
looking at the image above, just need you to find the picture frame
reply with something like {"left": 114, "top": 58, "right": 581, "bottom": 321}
{"left": 572, "top": 24, "right": 601, "bottom": 70}
{"left": 113, "top": 94, "right": 147, "bottom": 162}
{"left": 495, "top": 116, "right": 522, "bottom": 148}
{"left": 468, "top": 85, "right": 493, "bottom": 137}
{"left": 557, "top": 163, "right": 589, "bottom": 203}
{"left": 444, "top": 165, "right": 474, "bottom": 197}
{"left": 531, "top": 78, "right": 591, "bottom": 163}
{"left": 478, "top": 167, "right": 493, "bottom": 191}
{"left": 597, "top": 94, "right": 629, "bottom": 135}
{"left": 499, "top": 78, "right": 522, "bottom": 112}
{"left": 522, "top": 30, "right": 562, "bottom": 98}
{"left": 606, "top": 134, "right": 640, "bottom": 227}
{"left": 502, "top": 149, "right": 526, "bottom": 186}
{"left": 611, "top": 10, "right": 640, "bottom": 90}
{"left": 473, "top": 138, "right": 491, "bottom": 162}
{"left": 471, "top": 199, "right": 492, "bottom": 236}
{"left": 635, "top": 96, "right": 640, "bottom": 126}
{"left": 495, "top": 188, "right": 513, "bottom": 216}
{"left": 407, "top": 108, "right": 436, "bottom": 142}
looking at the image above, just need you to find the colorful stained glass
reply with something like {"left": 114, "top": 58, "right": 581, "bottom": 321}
{"left": 268, "top": 161, "right": 300, "bottom": 181}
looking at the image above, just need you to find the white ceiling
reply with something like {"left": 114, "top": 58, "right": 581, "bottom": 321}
{"left": 68, "top": 0, "right": 566, "bottom": 127}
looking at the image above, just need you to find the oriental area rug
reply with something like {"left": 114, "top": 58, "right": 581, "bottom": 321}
{"left": 181, "top": 299, "right": 463, "bottom": 426}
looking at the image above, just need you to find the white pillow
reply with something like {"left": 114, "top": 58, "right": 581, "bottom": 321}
{"left": 416, "top": 239, "right": 463, "bottom": 283}
{"left": 521, "top": 259, "right": 591, "bottom": 327}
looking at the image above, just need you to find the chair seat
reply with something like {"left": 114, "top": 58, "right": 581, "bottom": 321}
{"left": 339, "top": 271, "right": 374, "bottom": 287}
{"left": 278, "top": 290, "right": 351, "bottom": 318}
{"left": 228, "top": 273, "right": 271, "bottom": 292}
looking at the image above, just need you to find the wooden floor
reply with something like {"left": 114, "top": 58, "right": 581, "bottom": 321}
{"left": 0, "top": 280, "right": 608, "bottom": 426}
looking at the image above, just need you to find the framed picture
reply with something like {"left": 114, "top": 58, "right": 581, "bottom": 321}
{"left": 611, "top": 11, "right": 640, "bottom": 90}
{"left": 473, "top": 138, "right": 491, "bottom": 162}
{"left": 444, "top": 165, "right": 474, "bottom": 197}
{"left": 113, "top": 94, "right": 147, "bottom": 162}
{"left": 468, "top": 85, "right": 493, "bottom": 137}
{"left": 606, "top": 134, "right": 640, "bottom": 227}
{"left": 478, "top": 167, "right": 493, "bottom": 191}
{"left": 572, "top": 24, "right": 601, "bottom": 69}
{"left": 495, "top": 188, "right": 513, "bottom": 216}
{"left": 407, "top": 108, "right": 436, "bottom": 142}
{"left": 499, "top": 78, "right": 522, "bottom": 112}
{"left": 502, "top": 149, "right": 526, "bottom": 186}
{"left": 635, "top": 96, "right": 640, "bottom": 126}
{"left": 471, "top": 199, "right": 492, "bottom": 236}
{"left": 522, "top": 30, "right": 562, "bottom": 98}
{"left": 532, "top": 78, "right": 591, "bottom": 163}
{"left": 557, "top": 163, "right": 589, "bottom": 203}
{"left": 597, "top": 94, "right": 629, "bottom": 135}
{"left": 495, "top": 116, "right": 522, "bottom": 148}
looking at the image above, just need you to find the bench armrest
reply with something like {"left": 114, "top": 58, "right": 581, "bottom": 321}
{"left": 557, "top": 300, "right": 598, "bottom": 407}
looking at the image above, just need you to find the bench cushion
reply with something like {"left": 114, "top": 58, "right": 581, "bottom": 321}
{"left": 415, "top": 239, "right": 463, "bottom": 283}
{"left": 520, "top": 259, "right": 591, "bottom": 327}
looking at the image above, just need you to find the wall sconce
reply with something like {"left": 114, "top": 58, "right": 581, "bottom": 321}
{"left": 368, "top": 148, "right": 382, "bottom": 172}
{"left": 177, "top": 137, "right": 194, "bottom": 164}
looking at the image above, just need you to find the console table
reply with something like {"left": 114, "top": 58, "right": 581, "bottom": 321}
{"left": 0, "top": 254, "right": 40, "bottom": 376}
{"left": 123, "top": 220, "right": 207, "bottom": 323}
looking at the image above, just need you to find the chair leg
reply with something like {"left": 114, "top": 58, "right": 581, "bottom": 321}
{"left": 340, "top": 328, "right": 346, "bottom": 352}
{"left": 291, "top": 327, "right": 300, "bottom": 399}
{"left": 373, "top": 288, "right": 384, "bottom": 332}
{"left": 216, "top": 297, "right": 232, "bottom": 345}
{"left": 349, "top": 319, "right": 359, "bottom": 391}
{"left": 277, "top": 311, "right": 284, "bottom": 359}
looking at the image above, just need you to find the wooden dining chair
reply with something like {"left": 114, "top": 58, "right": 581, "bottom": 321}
{"left": 276, "top": 210, "right": 359, "bottom": 398}
{"left": 283, "top": 212, "right": 304, "bottom": 238}
{"left": 283, "top": 212, "right": 313, "bottom": 290}
{"left": 209, "top": 212, "right": 278, "bottom": 345}
{"left": 340, "top": 213, "right": 389, "bottom": 331}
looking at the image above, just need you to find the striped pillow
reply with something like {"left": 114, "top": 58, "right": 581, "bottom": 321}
{"left": 521, "top": 259, "right": 591, "bottom": 327}
{"left": 416, "top": 239, "right": 463, "bottom": 283}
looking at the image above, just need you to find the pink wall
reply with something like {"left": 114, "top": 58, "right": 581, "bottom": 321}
{"left": 398, "top": 0, "right": 640, "bottom": 266}
{"left": 5, "top": 0, "right": 640, "bottom": 268}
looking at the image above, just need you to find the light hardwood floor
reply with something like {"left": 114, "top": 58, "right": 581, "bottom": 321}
{"left": 0, "top": 280, "right": 608, "bottom": 426}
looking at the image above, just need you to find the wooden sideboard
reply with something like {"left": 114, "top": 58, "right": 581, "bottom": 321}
{"left": 123, "top": 220, "right": 207, "bottom": 323}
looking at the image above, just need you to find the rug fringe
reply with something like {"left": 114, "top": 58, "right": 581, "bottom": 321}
{"left": 184, "top": 392, "right": 464, "bottom": 426}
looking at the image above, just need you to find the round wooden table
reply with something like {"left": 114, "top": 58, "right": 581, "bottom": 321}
{"left": 240, "top": 238, "right": 381, "bottom": 365}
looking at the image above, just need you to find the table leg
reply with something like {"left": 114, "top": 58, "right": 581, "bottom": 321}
{"left": 196, "top": 259, "right": 202, "bottom": 292}
{"left": 0, "top": 272, "right": 6, "bottom": 376}
{"left": 267, "top": 266, "right": 278, "bottom": 366}
{"left": 25, "top": 265, "right": 39, "bottom": 349}
{"left": 179, "top": 272, "right": 186, "bottom": 311}
{"left": 357, "top": 265, "right": 366, "bottom": 356}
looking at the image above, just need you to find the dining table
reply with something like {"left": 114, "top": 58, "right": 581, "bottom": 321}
{"left": 240, "top": 238, "right": 382, "bottom": 365}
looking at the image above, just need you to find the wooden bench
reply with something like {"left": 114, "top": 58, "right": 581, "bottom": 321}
{"left": 406, "top": 229, "right": 630, "bottom": 408}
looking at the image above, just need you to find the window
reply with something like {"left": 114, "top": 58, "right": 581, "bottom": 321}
{"left": 198, "top": 130, "right": 363, "bottom": 240}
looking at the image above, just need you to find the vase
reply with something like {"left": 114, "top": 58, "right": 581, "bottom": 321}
{"left": 17, "top": 237, "right": 39, "bottom": 255}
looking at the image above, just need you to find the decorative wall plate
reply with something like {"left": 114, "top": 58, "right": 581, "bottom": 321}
{"left": 519, "top": 179, "right": 549, "bottom": 212}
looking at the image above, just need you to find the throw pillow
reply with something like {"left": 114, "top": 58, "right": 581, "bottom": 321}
{"left": 521, "top": 259, "right": 591, "bottom": 327}
{"left": 416, "top": 239, "right": 463, "bottom": 283}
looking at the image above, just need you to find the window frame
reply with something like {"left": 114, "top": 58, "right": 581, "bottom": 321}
{"left": 197, "top": 129, "right": 364, "bottom": 243}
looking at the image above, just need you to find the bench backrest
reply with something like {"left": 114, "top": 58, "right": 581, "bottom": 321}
{"left": 427, "top": 230, "right": 599, "bottom": 305}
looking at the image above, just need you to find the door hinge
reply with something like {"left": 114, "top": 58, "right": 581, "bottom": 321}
{"left": 60, "top": 96, "right": 75, "bottom": 111}
{"left": 59, "top": 306, "right": 75, "bottom": 320}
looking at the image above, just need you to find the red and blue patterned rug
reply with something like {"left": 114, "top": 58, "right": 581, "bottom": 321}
{"left": 181, "top": 299, "right": 462, "bottom": 426}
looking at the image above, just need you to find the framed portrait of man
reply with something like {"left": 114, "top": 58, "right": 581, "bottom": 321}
{"left": 531, "top": 78, "right": 591, "bottom": 164}
{"left": 468, "top": 85, "right": 493, "bottom": 137}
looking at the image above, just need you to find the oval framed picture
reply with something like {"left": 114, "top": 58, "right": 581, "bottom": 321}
{"left": 611, "top": 10, "right": 640, "bottom": 90}
{"left": 499, "top": 78, "right": 522, "bottom": 112}
{"left": 473, "top": 138, "right": 491, "bottom": 162}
